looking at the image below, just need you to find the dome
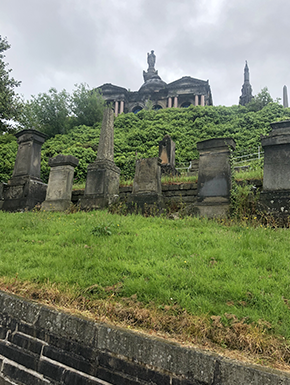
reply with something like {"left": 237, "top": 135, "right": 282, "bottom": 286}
{"left": 139, "top": 75, "right": 167, "bottom": 93}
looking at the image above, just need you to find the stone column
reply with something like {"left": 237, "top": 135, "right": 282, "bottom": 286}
{"left": 195, "top": 95, "right": 199, "bottom": 106}
{"left": 193, "top": 138, "right": 236, "bottom": 218}
{"left": 80, "top": 108, "right": 120, "bottom": 210}
{"left": 41, "top": 155, "right": 79, "bottom": 212}
{"left": 2, "top": 129, "right": 48, "bottom": 212}
{"left": 127, "top": 157, "right": 164, "bottom": 213}
{"left": 120, "top": 101, "right": 124, "bottom": 114}
{"left": 259, "top": 120, "right": 290, "bottom": 219}
{"left": 174, "top": 96, "right": 178, "bottom": 108}
{"left": 114, "top": 101, "right": 119, "bottom": 117}
{"left": 201, "top": 95, "right": 205, "bottom": 106}
{"left": 168, "top": 97, "right": 172, "bottom": 108}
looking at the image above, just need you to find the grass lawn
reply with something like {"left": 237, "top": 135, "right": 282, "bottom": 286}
{"left": 1, "top": 210, "right": 290, "bottom": 368}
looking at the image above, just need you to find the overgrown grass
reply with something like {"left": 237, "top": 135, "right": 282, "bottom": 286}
{"left": 1, "top": 209, "right": 290, "bottom": 367}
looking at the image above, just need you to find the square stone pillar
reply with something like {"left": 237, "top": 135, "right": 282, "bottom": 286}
{"left": 127, "top": 157, "right": 164, "bottom": 213}
{"left": 193, "top": 138, "right": 235, "bottom": 218}
{"left": 41, "top": 155, "right": 79, "bottom": 212}
{"left": 80, "top": 108, "right": 120, "bottom": 210}
{"left": 259, "top": 120, "right": 290, "bottom": 217}
{"left": 2, "top": 129, "right": 48, "bottom": 212}
{"left": 158, "top": 135, "right": 179, "bottom": 176}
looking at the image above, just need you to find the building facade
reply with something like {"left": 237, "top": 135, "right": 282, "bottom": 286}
{"left": 96, "top": 51, "right": 213, "bottom": 117}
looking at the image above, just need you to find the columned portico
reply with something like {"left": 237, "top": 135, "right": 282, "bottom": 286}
{"left": 201, "top": 95, "right": 205, "bottom": 106}
{"left": 168, "top": 97, "right": 172, "bottom": 108}
{"left": 195, "top": 95, "right": 199, "bottom": 106}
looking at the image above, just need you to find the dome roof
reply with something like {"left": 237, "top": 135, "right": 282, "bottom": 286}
{"left": 139, "top": 76, "right": 167, "bottom": 93}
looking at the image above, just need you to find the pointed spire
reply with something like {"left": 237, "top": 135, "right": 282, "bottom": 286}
{"left": 239, "top": 61, "right": 253, "bottom": 106}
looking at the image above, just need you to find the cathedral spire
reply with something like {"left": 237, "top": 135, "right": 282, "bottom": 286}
{"left": 239, "top": 61, "right": 253, "bottom": 106}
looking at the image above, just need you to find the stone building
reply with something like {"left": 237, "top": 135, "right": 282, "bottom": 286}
{"left": 96, "top": 51, "right": 213, "bottom": 116}
{"left": 239, "top": 61, "right": 253, "bottom": 106}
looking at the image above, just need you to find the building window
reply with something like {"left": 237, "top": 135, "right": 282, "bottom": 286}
{"left": 153, "top": 105, "right": 162, "bottom": 110}
{"left": 181, "top": 102, "right": 191, "bottom": 108}
{"left": 132, "top": 106, "right": 143, "bottom": 114}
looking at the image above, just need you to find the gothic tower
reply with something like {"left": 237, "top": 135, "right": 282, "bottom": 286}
{"left": 239, "top": 61, "right": 253, "bottom": 106}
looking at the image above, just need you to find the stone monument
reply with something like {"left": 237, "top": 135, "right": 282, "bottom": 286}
{"left": 127, "top": 157, "right": 164, "bottom": 213}
{"left": 2, "top": 129, "right": 47, "bottom": 211}
{"left": 80, "top": 108, "right": 120, "bottom": 210}
{"left": 259, "top": 120, "right": 290, "bottom": 218}
{"left": 283, "top": 85, "right": 288, "bottom": 108}
{"left": 158, "top": 135, "right": 179, "bottom": 176}
{"left": 193, "top": 138, "right": 235, "bottom": 218}
{"left": 41, "top": 154, "right": 79, "bottom": 212}
{"left": 239, "top": 61, "right": 253, "bottom": 106}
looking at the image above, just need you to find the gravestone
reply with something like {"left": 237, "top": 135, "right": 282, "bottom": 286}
{"left": 41, "top": 154, "right": 79, "bottom": 212}
{"left": 158, "top": 135, "right": 179, "bottom": 176}
{"left": 127, "top": 157, "right": 164, "bottom": 213}
{"left": 259, "top": 120, "right": 290, "bottom": 218}
{"left": 2, "top": 129, "right": 47, "bottom": 211}
{"left": 193, "top": 138, "right": 235, "bottom": 218}
{"left": 80, "top": 108, "right": 120, "bottom": 210}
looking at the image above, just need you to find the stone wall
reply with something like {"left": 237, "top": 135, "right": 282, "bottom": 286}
{"left": 0, "top": 291, "right": 290, "bottom": 385}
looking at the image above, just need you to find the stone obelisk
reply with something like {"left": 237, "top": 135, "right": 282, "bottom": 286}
{"left": 80, "top": 108, "right": 120, "bottom": 210}
{"left": 283, "top": 85, "right": 288, "bottom": 108}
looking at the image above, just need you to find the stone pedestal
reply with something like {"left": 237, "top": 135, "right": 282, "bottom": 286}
{"left": 259, "top": 120, "right": 290, "bottom": 219}
{"left": 158, "top": 135, "right": 179, "bottom": 176}
{"left": 41, "top": 155, "right": 79, "bottom": 212}
{"left": 193, "top": 138, "right": 235, "bottom": 218}
{"left": 127, "top": 157, "right": 164, "bottom": 213}
{"left": 80, "top": 108, "right": 120, "bottom": 210}
{"left": 2, "top": 129, "right": 47, "bottom": 212}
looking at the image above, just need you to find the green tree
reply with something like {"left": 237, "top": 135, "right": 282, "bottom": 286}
{"left": 70, "top": 83, "right": 105, "bottom": 127}
{"left": 246, "top": 87, "right": 274, "bottom": 112}
{"left": 20, "top": 88, "right": 71, "bottom": 137}
{"left": 0, "top": 36, "right": 21, "bottom": 133}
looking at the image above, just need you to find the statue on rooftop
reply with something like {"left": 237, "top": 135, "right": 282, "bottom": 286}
{"left": 147, "top": 50, "right": 156, "bottom": 70}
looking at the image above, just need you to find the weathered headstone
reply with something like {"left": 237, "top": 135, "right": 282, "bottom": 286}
{"left": 158, "top": 135, "right": 179, "bottom": 176}
{"left": 259, "top": 120, "right": 290, "bottom": 218}
{"left": 127, "top": 157, "right": 164, "bottom": 213}
{"left": 193, "top": 138, "right": 235, "bottom": 218}
{"left": 41, "top": 154, "right": 79, "bottom": 212}
{"left": 2, "top": 129, "right": 47, "bottom": 211}
{"left": 80, "top": 108, "right": 120, "bottom": 210}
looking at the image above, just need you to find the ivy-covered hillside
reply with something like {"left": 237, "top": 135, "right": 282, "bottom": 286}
{"left": 1, "top": 103, "right": 290, "bottom": 184}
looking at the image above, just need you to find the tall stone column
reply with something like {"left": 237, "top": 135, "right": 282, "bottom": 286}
{"left": 2, "top": 129, "right": 48, "bottom": 211}
{"left": 41, "top": 154, "right": 79, "bottom": 212}
{"left": 120, "top": 101, "right": 124, "bottom": 114}
{"left": 193, "top": 138, "right": 236, "bottom": 218}
{"left": 259, "top": 120, "right": 290, "bottom": 220}
{"left": 80, "top": 108, "right": 120, "bottom": 210}
{"left": 174, "top": 96, "right": 178, "bottom": 108}
{"left": 168, "top": 97, "right": 172, "bottom": 108}
{"left": 114, "top": 101, "right": 119, "bottom": 117}
{"left": 195, "top": 95, "right": 199, "bottom": 106}
{"left": 201, "top": 95, "right": 205, "bottom": 106}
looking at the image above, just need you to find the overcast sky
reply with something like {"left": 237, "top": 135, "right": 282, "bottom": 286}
{"left": 1, "top": 0, "right": 289, "bottom": 106}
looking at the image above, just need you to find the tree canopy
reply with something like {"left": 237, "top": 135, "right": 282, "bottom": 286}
{"left": 0, "top": 36, "right": 21, "bottom": 133}
{"left": 19, "top": 84, "right": 105, "bottom": 137}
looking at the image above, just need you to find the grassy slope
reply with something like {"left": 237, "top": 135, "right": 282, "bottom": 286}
{"left": 1, "top": 210, "right": 290, "bottom": 368}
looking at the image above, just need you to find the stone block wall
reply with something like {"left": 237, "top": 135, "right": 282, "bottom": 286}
{"left": 0, "top": 291, "right": 290, "bottom": 384}
{"left": 119, "top": 182, "right": 197, "bottom": 205}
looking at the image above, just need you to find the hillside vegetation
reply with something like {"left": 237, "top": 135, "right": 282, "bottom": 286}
{"left": 1, "top": 102, "right": 290, "bottom": 183}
